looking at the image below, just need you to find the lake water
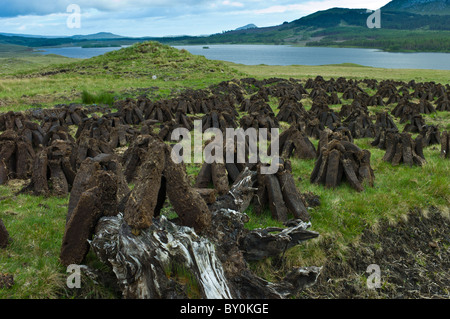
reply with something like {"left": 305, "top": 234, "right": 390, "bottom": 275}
{"left": 38, "top": 46, "right": 128, "bottom": 59}
{"left": 39, "top": 44, "right": 450, "bottom": 70}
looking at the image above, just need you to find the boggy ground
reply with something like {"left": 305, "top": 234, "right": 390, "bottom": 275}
{"left": 300, "top": 207, "right": 449, "bottom": 299}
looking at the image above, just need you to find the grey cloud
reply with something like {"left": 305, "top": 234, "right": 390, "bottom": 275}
{"left": 0, "top": 0, "right": 213, "bottom": 18}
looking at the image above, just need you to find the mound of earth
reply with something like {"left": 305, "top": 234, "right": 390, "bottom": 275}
{"left": 301, "top": 207, "right": 449, "bottom": 299}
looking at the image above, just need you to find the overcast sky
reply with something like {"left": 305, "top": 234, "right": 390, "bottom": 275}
{"left": 0, "top": 0, "right": 391, "bottom": 37}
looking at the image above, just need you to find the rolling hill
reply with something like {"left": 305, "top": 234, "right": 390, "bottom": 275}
{"left": 382, "top": 0, "right": 450, "bottom": 15}
{"left": 0, "top": 0, "right": 449, "bottom": 53}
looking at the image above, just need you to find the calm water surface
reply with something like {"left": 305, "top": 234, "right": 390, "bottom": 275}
{"left": 40, "top": 45, "right": 450, "bottom": 70}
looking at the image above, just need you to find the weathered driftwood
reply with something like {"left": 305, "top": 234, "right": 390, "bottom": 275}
{"left": 240, "top": 219, "right": 319, "bottom": 261}
{"left": 90, "top": 167, "right": 321, "bottom": 299}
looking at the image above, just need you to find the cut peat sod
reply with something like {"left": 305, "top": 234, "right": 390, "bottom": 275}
{"left": 310, "top": 129, "right": 374, "bottom": 192}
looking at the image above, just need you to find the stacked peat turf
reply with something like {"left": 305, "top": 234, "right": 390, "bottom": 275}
{"left": 342, "top": 109, "right": 378, "bottom": 139}
{"left": 276, "top": 97, "right": 306, "bottom": 124}
{"left": 202, "top": 110, "right": 238, "bottom": 132}
{"left": 0, "top": 130, "right": 35, "bottom": 184}
{"left": 310, "top": 130, "right": 374, "bottom": 192}
{"left": 441, "top": 131, "right": 450, "bottom": 159}
{"left": 382, "top": 132, "right": 426, "bottom": 166}
{"left": 60, "top": 153, "right": 129, "bottom": 266}
{"left": 278, "top": 124, "right": 316, "bottom": 160}
{"left": 436, "top": 93, "right": 450, "bottom": 111}
{"left": 75, "top": 115, "right": 136, "bottom": 149}
{"left": 195, "top": 136, "right": 250, "bottom": 196}
{"left": 420, "top": 125, "right": 441, "bottom": 147}
{"left": 403, "top": 114, "right": 426, "bottom": 134}
{"left": 252, "top": 159, "right": 311, "bottom": 222}
{"left": 22, "top": 139, "right": 76, "bottom": 196}
{"left": 0, "top": 111, "right": 28, "bottom": 131}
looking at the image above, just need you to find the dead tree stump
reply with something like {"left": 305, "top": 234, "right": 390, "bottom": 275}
{"left": 90, "top": 168, "right": 321, "bottom": 299}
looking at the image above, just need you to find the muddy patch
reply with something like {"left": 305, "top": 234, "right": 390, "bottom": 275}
{"left": 301, "top": 207, "right": 450, "bottom": 299}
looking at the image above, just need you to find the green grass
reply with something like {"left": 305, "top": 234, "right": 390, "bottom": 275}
{"left": 0, "top": 183, "right": 69, "bottom": 298}
{"left": 0, "top": 41, "right": 449, "bottom": 298}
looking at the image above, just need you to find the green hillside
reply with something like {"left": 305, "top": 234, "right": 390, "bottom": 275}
{"left": 382, "top": 0, "right": 450, "bottom": 15}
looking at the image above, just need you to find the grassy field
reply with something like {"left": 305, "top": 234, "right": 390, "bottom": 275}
{"left": 0, "top": 42, "right": 449, "bottom": 298}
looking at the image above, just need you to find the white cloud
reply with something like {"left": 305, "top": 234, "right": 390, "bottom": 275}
{"left": 222, "top": 1, "right": 245, "bottom": 7}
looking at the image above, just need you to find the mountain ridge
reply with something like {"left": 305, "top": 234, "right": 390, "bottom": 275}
{"left": 381, "top": 0, "right": 450, "bottom": 15}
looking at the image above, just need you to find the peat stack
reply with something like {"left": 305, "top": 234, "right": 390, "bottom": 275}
{"left": 253, "top": 159, "right": 311, "bottom": 222}
{"left": 276, "top": 97, "right": 306, "bottom": 124}
{"left": 367, "top": 94, "right": 385, "bottom": 107}
{"left": 75, "top": 115, "right": 136, "bottom": 149}
{"left": 382, "top": 132, "right": 426, "bottom": 166}
{"left": 113, "top": 98, "right": 145, "bottom": 125}
{"left": 123, "top": 137, "right": 211, "bottom": 233}
{"left": 23, "top": 139, "right": 76, "bottom": 196}
{"left": 415, "top": 98, "right": 436, "bottom": 115}
{"left": 436, "top": 94, "right": 450, "bottom": 111}
{"left": 310, "top": 132, "right": 375, "bottom": 192}
{"left": 195, "top": 137, "right": 250, "bottom": 196}
{"left": 0, "top": 219, "right": 10, "bottom": 248}
{"left": 41, "top": 124, "right": 76, "bottom": 147}
{"left": 239, "top": 98, "right": 273, "bottom": 114}
{"left": 279, "top": 125, "right": 316, "bottom": 160}
{"left": 173, "top": 110, "right": 194, "bottom": 131}
{"left": 122, "top": 134, "right": 156, "bottom": 183}
{"left": 342, "top": 86, "right": 363, "bottom": 100}
{"left": 375, "top": 111, "right": 398, "bottom": 131}
{"left": 202, "top": 110, "right": 238, "bottom": 133}
{"left": 342, "top": 109, "right": 378, "bottom": 139}
{"left": 371, "top": 128, "right": 399, "bottom": 150}
{"left": 276, "top": 103, "right": 306, "bottom": 124}
{"left": 14, "top": 120, "right": 46, "bottom": 149}
{"left": 30, "top": 104, "right": 88, "bottom": 126}
{"left": 386, "top": 93, "right": 403, "bottom": 105}
{"left": 420, "top": 125, "right": 441, "bottom": 147}
{"left": 60, "top": 154, "right": 128, "bottom": 266}
{"left": 72, "top": 135, "right": 115, "bottom": 170}
{"left": 376, "top": 82, "right": 397, "bottom": 98}
{"left": 142, "top": 100, "right": 174, "bottom": 123}
{"left": 0, "top": 130, "right": 35, "bottom": 184}
{"left": 403, "top": 114, "right": 426, "bottom": 134}
{"left": 239, "top": 112, "right": 279, "bottom": 131}
{"left": 339, "top": 100, "right": 368, "bottom": 118}
{"left": 441, "top": 131, "right": 450, "bottom": 159}
{"left": 0, "top": 111, "right": 29, "bottom": 131}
